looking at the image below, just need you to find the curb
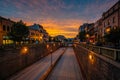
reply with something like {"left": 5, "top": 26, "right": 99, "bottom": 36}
{"left": 39, "top": 48, "right": 66, "bottom": 80}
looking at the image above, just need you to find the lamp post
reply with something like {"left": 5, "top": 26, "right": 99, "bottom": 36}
{"left": 86, "top": 34, "right": 90, "bottom": 43}
{"left": 21, "top": 47, "right": 28, "bottom": 66}
{"left": 50, "top": 49, "right": 52, "bottom": 67}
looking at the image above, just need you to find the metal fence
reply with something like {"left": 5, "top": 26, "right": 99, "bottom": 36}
{"left": 78, "top": 43, "right": 120, "bottom": 61}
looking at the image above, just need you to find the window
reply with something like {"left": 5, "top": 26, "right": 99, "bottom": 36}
{"left": 31, "top": 32, "right": 34, "bottom": 35}
{"left": 104, "top": 22, "right": 105, "bottom": 27}
{"left": 113, "top": 17, "right": 115, "bottom": 23}
{"left": 7, "top": 26, "right": 10, "bottom": 32}
{"left": 108, "top": 20, "right": 110, "bottom": 25}
{"left": 3, "top": 25, "right": 6, "bottom": 31}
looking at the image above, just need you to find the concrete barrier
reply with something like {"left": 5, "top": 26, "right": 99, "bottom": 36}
{"left": 74, "top": 44, "right": 120, "bottom": 80}
{"left": 78, "top": 43, "right": 120, "bottom": 61}
{"left": 39, "top": 48, "right": 66, "bottom": 80}
{"left": 0, "top": 42, "right": 62, "bottom": 80}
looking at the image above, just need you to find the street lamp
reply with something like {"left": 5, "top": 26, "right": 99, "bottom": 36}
{"left": 46, "top": 44, "right": 49, "bottom": 49}
{"left": 86, "top": 34, "right": 90, "bottom": 38}
{"left": 53, "top": 43, "right": 55, "bottom": 47}
{"left": 50, "top": 49, "right": 52, "bottom": 67}
{"left": 21, "top": 47, "right": 28, "bottom": 55}
{"left": 21, "top": 47, "right": 28, "bottom": 65}
{"left": 106, "top": 28, "right": 110, "bottom": 33}
{"left": 89, "top": 53, "right": 94, "bottom": 64}
{"left": 86, "top": 34, "right": 90, "bottom": 43}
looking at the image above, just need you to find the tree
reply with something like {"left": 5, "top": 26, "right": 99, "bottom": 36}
{"left": 78, "top": 31, "right": 86, "bottom": 42}
{"left": 9, "top": 20, "right": 29, "bottom": 43}
{"left": 104, "top": 27, "right": 120, "bottom": 48}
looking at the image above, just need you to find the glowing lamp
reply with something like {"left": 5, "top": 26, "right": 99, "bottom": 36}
{"left": 21, "top": 47, "right": 28, "bottom": 55}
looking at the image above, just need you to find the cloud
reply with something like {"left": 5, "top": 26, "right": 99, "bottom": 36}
{"left": 0, "top": 0, "right": 119, "bottom": 38}
{"left": 80, "top": 0, "right": 119, "bottom": 22}
{"left": 40, "top": 18, "right": 83, "bottom": 37}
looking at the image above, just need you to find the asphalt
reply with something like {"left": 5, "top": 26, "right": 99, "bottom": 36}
{"left": 8, "top": 48, "right": 65, "bottom": 80}
{"left": 46, "top": 47, "right": 83, "bottom": 80}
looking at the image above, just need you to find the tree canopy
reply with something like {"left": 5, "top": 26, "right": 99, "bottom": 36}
{"left": 104, "top": 27, "right": 120, "bottom": 44}
{"left": 78, "top": 31, "right": 86, "bottom": 42}
{"left": 9, "top": 20, "right": 29, "bottom": 42}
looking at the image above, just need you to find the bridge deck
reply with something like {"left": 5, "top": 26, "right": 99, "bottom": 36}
{"left": 46, "top": 47, "right": 83, "bottom": 80}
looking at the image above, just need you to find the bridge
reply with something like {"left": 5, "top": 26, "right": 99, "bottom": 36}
{"left": 0, "top": 43, "right": 120, "bottom": 80}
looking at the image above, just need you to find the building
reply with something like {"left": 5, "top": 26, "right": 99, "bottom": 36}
{"left": 79, "top": 23, "right": 89, "bottom": 32}
{"left": 0, "top": 16, "right": 14, "bottom": 45}
{"left": 28, "top": 24, "right": 49, "bottom": 43}
{"left": 77, "top": 1, "right": 120, "bottom": 44}
{"left": 102, "top": 0, "right": 120, "bottom": 36}
{"left": 54, "top": 35, "right": 66, "bottom": 42}
{"left": 79, "top": 23, "right": 94, "bottom": 42}
{"left": 29, "top": 24, "right": 43, "bottom": 43}
{"left": 42, "top": 29, "right": 49, "bottom": 42}
{"left": 94, "top": 18, "right": 103, "bottom": 42}
{"left": 87, "top": 23, "right": 95, "bottom": 43}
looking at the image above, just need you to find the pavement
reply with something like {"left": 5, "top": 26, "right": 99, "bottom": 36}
{"left": 8, "top": 48, "right": 65, "bottom": 80}
{"left": 46, "top": 47, "right": 83, "bottom": 80}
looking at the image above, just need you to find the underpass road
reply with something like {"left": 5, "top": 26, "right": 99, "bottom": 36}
{"left": 46, "top": 47, "right": 83, "bottom": 80}
{"left": 8, "top": 48, "right": 65, "bottom": 80}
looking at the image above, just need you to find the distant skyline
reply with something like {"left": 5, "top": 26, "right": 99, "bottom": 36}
{"left": 0, "top": 0, "right": 119, "bottom": 38}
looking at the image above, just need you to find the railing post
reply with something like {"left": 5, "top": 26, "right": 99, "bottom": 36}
{"left": 114, "top": 50, "right": 117, "bottom": 60}
{"left": 99, "top": 47, "right": 101, "bottom": 54}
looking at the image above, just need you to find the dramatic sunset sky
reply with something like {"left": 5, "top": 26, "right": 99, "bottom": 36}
{"left": 0, "top": 0, "right": 118, "bottom": 38}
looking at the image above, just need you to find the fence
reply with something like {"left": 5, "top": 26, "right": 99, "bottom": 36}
{"left": 78, "top": 43, "right": 120, "bottom": 61}
{"left": 73, "top": 44, "right": 120, "bottom": 80}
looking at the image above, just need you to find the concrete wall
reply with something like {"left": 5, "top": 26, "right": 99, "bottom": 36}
{"left": 74, "top": 45, "right": 120, "bottom": 80}
{"left": 0, "top": 43, "right": 62, "bottom": 80}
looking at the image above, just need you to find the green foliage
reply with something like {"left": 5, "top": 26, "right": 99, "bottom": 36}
{"left": 8, "top": 20, "right": 29, "bottom": 42}
{"left": 104, "top": 27, "right": 120, "bottom": 43}
{"left": 78, "top": 31, "right": 86, "bottom": 41}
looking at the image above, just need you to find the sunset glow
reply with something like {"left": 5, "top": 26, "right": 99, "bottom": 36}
{"left": 0, "top": 0, "right": 118, "bottom": 38}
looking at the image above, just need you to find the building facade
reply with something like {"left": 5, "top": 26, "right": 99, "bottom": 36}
{"left": 29, "top": 24, "right": 49, "bottom": 43}
{"left": 29, "top": 24, "right": 43, "bottom": 44}
{"left": 0, "top": 16, "right": 14, "bottom": 45}
{"left": 79, "top": 23, "right": 94, "bottom": 42}
{"left": 94, "top": 18, "right": 103, "bottom": 42}
{"left": 102, "top": 0, "right": 120, "bottom": 36}
{"left": 78, "top": 1, "right": 120, "bottom": 44}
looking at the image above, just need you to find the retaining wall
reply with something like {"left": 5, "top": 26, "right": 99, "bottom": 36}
{"left": 74, "top": 44, "right": 120, "bottom": 80}
{"left": 0, "top": 42, "right": 62, "bottom": 80}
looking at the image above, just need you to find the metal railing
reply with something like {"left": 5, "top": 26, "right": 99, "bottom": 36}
{"left": 78, "top": 43, "right": 120, "bottom": 61}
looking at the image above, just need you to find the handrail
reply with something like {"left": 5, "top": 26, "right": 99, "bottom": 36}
{"left": 76, "top": 43, "right": 120, "bottom": 61}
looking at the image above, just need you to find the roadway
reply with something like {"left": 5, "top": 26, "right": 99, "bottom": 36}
{"left": 8, "top": 48, "right": 65, "bottom": 80}
{"left": 46, "top": 47, "right": 83, "bottom": 80}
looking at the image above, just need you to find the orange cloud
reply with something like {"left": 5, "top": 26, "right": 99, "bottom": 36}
{"left": 40, "top": 18, "right": 83, "bottom": 38}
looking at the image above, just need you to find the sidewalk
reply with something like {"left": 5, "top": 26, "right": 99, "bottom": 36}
{"left": 8, "top": 48, "right": 65, "bottom": 80}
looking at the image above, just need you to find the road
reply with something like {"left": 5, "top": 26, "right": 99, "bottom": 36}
{"left": 8, "top": 48, "right": 65, "bottom": 80}
{"left": 46, "top": 47, "right": 83, "bottom": 80}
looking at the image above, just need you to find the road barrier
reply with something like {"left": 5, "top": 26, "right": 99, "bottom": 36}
{"left": 73, "top": 44, "right": 120, "bottom": 80}
{"left": 0, "top": 42, "right": 63, "bottom": 80}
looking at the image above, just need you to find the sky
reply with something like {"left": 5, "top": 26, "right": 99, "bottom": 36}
{"left": 0, "top": 0, "right": 119, "bottom": 38}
